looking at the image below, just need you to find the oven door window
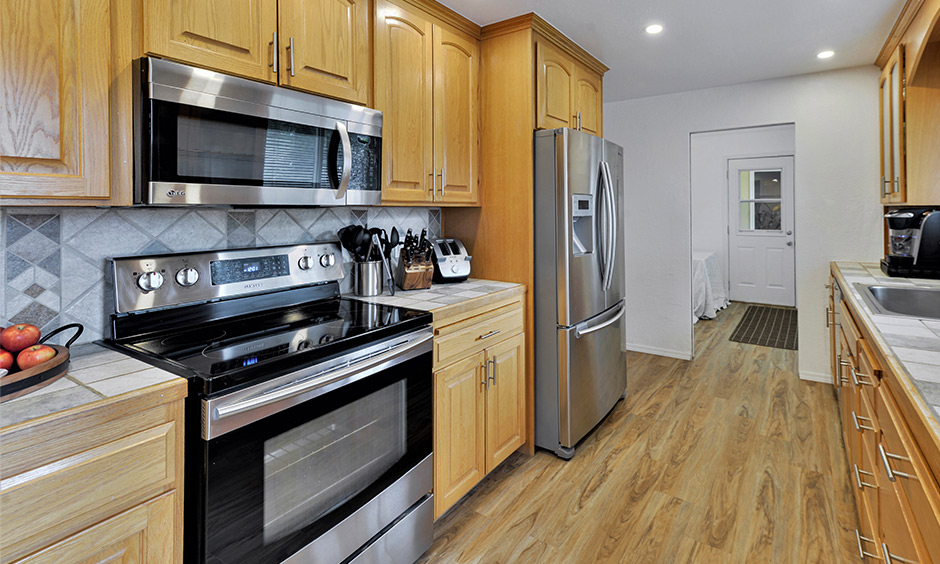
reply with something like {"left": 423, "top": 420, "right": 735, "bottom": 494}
{"left": 200, "top": 353, "right": 431, "bottom": 564}
{"left": 149, "top": 100, "right": 345, "bottom": 190}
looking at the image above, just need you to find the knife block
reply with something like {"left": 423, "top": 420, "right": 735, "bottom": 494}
{"left": 396, "top": 257, "right": 434, "bottom": 290}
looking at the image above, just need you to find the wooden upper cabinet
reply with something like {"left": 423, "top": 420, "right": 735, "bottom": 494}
{"left": 144, "top": 0, "right": 278, "bottom": 83}
{"left": 574, "top": 65, "right": 603, "bottom": 136}
{"left": 879, "top": 45, "right": 906, "bottom": 204}
{"left": 278, "top": 0, "right": 371, "bottom": 104}
{"left": 375, "top": 0, "right": 434, "bottom": 203}
{"left": 433, "top": 26, "right": 480, "bottom": 204}
{"left": 0, "top": 0, "right": 122, "bottom": 202}
{"left": 536, "top": 38, "right": 575, "bottom": 130}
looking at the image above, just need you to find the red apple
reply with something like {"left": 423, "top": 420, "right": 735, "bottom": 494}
{"left": 0, "top": 324, "right": 40, "bottom": 352}
{"left": 16, "top": 344, "right": 56, "bottom": 370}
{"left": 0, "top": 348, "right": 13, "bottom": 371}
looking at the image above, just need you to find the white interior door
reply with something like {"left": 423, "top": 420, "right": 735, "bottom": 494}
{"left": 727, "top": 157, "right": 795, "bottom": 306}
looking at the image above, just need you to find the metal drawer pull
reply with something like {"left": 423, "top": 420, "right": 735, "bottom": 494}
{"left": 878, "top": 444, "right": 916, "bottom": 482}
{"left": 826, "top": 306, "right": 832, "bottom": 327}
{"left": 839, "top": 357, "right": 851, "bottom": 367}
{"left": 852, "top": 366, "right": 875, "bottom": 387}
{"left": 853, "top": 411, "right": 875, "bottom": 432}
{"left": 856, "top": 530, "right": 881, "bottom": 560}
{"left": 854, "top": 464, "right": 877, "bottom": 490}
{"left": 488, "top": 358, "right": 497, "bottom": 386}
{"left": 270, "top": 32, "right": 278, "bottom": 73}
{"left": 287, "top": 36, "right": 295, "bottom": 77}
{"left": 479, "top": 330, "right": 501, "bottom": 340}
{"left": 883, "top": 542, "right": 917, "bottom": 564}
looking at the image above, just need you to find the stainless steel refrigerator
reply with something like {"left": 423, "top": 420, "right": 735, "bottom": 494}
{"left": 534, "top": 128, "right": 626, "bottom": 459}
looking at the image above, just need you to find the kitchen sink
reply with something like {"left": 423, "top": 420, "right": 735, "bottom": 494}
{"left": 855, "top": 284, "right": 940, "bottom": 320}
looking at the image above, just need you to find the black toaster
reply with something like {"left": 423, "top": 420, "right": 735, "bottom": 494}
{"left": 431, "top": 238, "right": 472, "bottom": 283}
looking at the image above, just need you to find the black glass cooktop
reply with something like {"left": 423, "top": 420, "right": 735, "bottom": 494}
{"left": 108, "top": 297, "right": 430, "bottom": 396}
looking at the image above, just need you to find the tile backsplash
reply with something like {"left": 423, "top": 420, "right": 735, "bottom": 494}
{"left": 1, "top": 207, "right": 441, "bottom": 344}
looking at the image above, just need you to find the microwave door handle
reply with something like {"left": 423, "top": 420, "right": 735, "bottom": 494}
{"left": 333, "top": 122, "right": 352, "bottom": 200}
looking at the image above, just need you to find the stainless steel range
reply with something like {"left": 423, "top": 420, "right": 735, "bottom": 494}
{"left": 101, "top": 243, "right": 433, "bottom": 564}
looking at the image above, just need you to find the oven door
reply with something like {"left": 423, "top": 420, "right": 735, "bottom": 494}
{"left": 193, "top": 331, "right": 432, "bottom": 564}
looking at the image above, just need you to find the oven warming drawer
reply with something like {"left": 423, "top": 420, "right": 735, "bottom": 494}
{"left": 281, "top": 454, "right": 432, "bottom": 564}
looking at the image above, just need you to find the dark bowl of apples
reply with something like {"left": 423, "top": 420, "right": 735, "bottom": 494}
{"left": 0, "top": 323, "right": 83, "bottom": 402}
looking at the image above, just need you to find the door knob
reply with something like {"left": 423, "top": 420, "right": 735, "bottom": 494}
{"left": 786, "top": 241, "right": 793, "bottom": 246}
{"left": 786, "top": 230, "right": 792, "bottom": 235}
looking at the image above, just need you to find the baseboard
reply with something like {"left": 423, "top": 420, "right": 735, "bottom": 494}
{"left": 799, "top": 370, "right": 833, "bottom": 384}
{"left": 625, "top": 343, "right": 693, "bottom": 361}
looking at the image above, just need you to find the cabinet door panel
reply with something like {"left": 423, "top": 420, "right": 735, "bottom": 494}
{"left": 485, "top": 333, "right": 525, "bottom": 473}
{"left": 16, "top": 492, "right": 177, "bottom": 564}
{"left": 0, "top": 0, "right": 111, "bottom": 198}
{"left": 144, "top": 0, "right": 277, "bottom": 83}
{"left": 433, "top": 26, "right": 479, "bottom": 204}
{"left": 279, "top": 0, "right": 370, "bottom": 103}
{"left": 434, "top": 353, "right": 486, "bottom": 519}
{"left": 536, "top": 39, "right": 574, "bottom": 130}
{"left": 375, "top": 0, "right": 434, "bottom": 203}
{"left": 574, "top": 66, "right": 602, "bottom": 136}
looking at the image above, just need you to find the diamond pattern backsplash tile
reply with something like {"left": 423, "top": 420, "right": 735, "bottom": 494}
{"left": 1, "top": 207, "right": 441, "bottom": 343}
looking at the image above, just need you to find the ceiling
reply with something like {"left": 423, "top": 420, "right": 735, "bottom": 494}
{"left": 441, "top": 0, "right": 906, "bottom": 101}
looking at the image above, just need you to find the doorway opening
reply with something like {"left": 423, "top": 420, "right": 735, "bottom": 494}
{"left": 690, "top": 124, "right": 796, "bottom": 358}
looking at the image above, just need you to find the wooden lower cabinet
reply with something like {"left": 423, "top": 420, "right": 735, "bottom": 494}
{"left": 14, "top": 492, "right": 177, "bottom": 564}
{"left": 432, "top": 297, "right": 526, "bottom": 519}
{"left": 0, "top": 381, "right": 186, "bottom": 564}
{"left": 831, "top": 267, "right": 940, "bottom": 563}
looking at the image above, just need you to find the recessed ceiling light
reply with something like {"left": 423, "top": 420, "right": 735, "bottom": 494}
{"left": 817, "top": 50, "right": 835, "bottom": 59}
{"left": 645, "top": 24, "right": 663, "bottom": 35}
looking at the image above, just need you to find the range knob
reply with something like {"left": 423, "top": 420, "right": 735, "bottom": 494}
{"left": 137, "top": 271, "right": 165, "bottom": 293}
{"left": 319, "top": 253, "right": 336, "bottom": 268}
{"left": 298, "top": 255, "right": 315, "bottom": 270}
{"left": 175, "top": 267, "right": 199, "bottom": 287}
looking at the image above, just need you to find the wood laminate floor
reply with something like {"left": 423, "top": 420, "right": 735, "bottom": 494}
{"left": 418, "top": 302, "right": 859, "bottom": 564}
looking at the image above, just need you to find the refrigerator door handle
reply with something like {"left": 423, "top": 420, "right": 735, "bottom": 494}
{"left": 575, "top": 302, "right": 624, "bottom": 338}
{"left": 601, "top": 161, "right": 616, "bottom": 291}
{"left": 597, "top": 161, "right": 610, "bottom": 290}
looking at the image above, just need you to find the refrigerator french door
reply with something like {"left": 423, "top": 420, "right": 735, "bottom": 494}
{"left": 534, "top": 128, "right": 626, "bottom": 459}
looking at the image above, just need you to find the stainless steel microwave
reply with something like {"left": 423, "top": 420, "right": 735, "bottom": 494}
{"left": 134, "top": 58, "right": 382, "bottom": 206}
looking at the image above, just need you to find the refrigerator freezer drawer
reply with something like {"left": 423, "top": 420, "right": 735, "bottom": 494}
{"left": 557, "top": 308, "right": 627, "bottom": 450}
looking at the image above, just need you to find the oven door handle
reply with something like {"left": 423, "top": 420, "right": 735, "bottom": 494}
{"left": 210, "top": 331, "right": 432, "bottom": 432}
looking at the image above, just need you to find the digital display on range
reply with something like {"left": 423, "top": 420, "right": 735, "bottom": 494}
{"left": 210, "top": 255, "right": 291, "bottom": 285}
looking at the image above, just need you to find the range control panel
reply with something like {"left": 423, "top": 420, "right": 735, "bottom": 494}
{"left": 109, "top": 243, "right": 344, "bottom": 313}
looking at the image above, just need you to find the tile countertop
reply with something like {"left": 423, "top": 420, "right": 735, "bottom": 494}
{"left": 0, "top": 343, "right": 184, "bottom": 428}
{"left": 834, "top": 262, "right": 940, "bottom": 426}
{"left": 347, "top": 278, "right": 525, "bottom": 321}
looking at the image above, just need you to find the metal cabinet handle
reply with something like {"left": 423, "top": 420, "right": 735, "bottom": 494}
{"left": 287, "top": 36, "right": 295, "bottom": 77}
{"left": 488, "top": 358, "right": 497, "bottom": 386}
{"left": 479, "top": 330, "right": 501, "bottom": 341}
{"left": 878, "top": 444, "right": 916, "bottom": 482}
{"left": 894, "top": 178, "right": 900, "bottom": 194}
{"left": 856, "top": 530, "right": 881, "bottom": 560}
{"left": 852, "top": 366, "right": 874, "bottom": 387}
{"left": 883, "top": 542, "right": 918, "bottom": 564}
{"left": 481, "top": 362, "right": 489, "bottom": 390}
{"left": 852, "top": 411, "right": 875, "bottom": 432}
{"left": 854, "top": 464, "right": 877, "bottom": 490}
{"left": 437, "top": 170, "right": 445, "bottom": 198}
{"left": 270, "top": 32, "right": 278, "bottom": 74}
{"left": 839, "top": 358, "right": 851, "bottom": 367}
{"left": 826, "top": 306, "right": 832, "bottom": 327}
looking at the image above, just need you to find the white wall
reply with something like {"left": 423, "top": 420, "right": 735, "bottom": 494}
{"left": 690, "top": 124, "right": 796, "bottom": 299}
{"left": 605, "top": 66, "right": 884, "bottom": 380}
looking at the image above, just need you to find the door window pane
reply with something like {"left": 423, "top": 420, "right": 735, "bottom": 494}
{"left": 739, "top": 202, "right": 782, "bottom": 231}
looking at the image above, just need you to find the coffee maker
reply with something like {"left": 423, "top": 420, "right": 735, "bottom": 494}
{"left": 881, "top": 208, "right": 940, "bottom": 279}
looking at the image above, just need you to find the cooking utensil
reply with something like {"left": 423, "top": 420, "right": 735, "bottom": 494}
{"left": 370, "top": 234, "right": 396, "bottom": 296}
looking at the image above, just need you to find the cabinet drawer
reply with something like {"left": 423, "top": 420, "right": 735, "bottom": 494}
{"left": 0, "top": 422, "right": 178, "bottom": 562}
{"left": 434, "top": 304, "right": 523, "bottom": 368}
{"left": 876, "top": 384, "right": 940, "bottom": 564}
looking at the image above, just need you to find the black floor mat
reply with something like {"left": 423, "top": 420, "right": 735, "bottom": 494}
{"left": 729, "top": 305, "right": 798, "bottom": 350}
